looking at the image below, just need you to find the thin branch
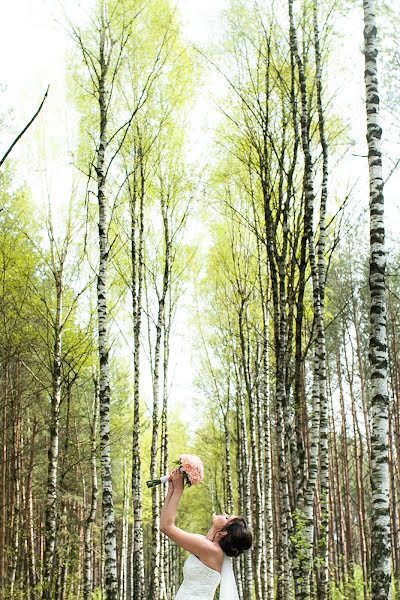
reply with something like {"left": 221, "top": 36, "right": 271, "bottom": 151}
{"left": 0, "top": 86, "right": 50, "bottom": 168}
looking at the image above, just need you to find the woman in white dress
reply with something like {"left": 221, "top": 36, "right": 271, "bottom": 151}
{"left": 160, "top": 468, "right": 253, "bottom": 600}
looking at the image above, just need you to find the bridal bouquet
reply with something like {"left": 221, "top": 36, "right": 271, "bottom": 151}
{"left": 146, "top": 453, "right": 204, "bottom": 488}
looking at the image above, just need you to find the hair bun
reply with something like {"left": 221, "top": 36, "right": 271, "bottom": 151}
{"left": 218, "top": 516, "right": 253, "bottom": 558}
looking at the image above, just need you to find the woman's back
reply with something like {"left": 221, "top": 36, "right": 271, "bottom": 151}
{"left": 175, "top": 554, "right": 221, "bottom": 600}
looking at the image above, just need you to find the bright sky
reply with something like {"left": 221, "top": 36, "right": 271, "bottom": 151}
{"left": 0, "top": 0, "right": 228, "bottom": 205}
{"left": 1, "top": 0, "right": 398, "bottom": 216}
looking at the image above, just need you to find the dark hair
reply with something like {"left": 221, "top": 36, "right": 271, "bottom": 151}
{"left": 218, "top": 517, "right": 253, "bottom": 558}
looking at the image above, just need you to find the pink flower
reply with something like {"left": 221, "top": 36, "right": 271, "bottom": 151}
{"left": 179, "top": 454, "right": 204, "bottom": 485}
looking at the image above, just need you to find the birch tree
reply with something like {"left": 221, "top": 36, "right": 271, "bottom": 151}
{"left": 41, "top": 214, "right": 71, "bottom": 600}
{"left": 362, "top": 0, "right": 391, "bottom": 597}
{"left": 83, "top": 375, "right": 99, "bottom": 600}
{"left": 71, "top": 2, "right": 162, "bottom": 596}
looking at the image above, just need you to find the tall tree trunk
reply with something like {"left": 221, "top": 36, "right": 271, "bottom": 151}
{"left": 336, "top": 352, "right": 356, "bottom": 597}
{"left": 388, "top": 298, "right": 400, "bottom": 595}
{"left": 288, "top": 0, "right": 329, "bottom": 595}
{"left": 9, "top": 361, "right": 21, "bottom": 599}
{"left": 234, "top": 352, "right": 253, "bottom": 600}
{"left": 329, "top": 387, "right": 347, "bottom": 597}
{"left": 388, "top": 411, "right": 398, "bottom": 600}
{"left": 96, "top": 8, "right": 119, "bottom": 599}
{"left": 235, "top": 403, "right": 245, "bottom": 600}
{"left": 0, "top": 367, "right": 7, "bottom": 594}
{"left": 160, "top": 299, "right": 172, "bottom": 600}
{"left": 362, "top": 0, "right": 391, "bottom": 597}
{"left": 131, "top": 138, "right": 146, "bottom": 600}
{"left": 43, "top": 276, "right": 63, "bottom": 600}
{"left": 119, "top": 457, "right": 129, "bottom": 600}
{"left": 26, "top": 414, "right": 39, "bottom": 600}
{"left": 313, "top": 4, "right": 329, "bottom": 597}
{"left": 83, "top": 377, "right": 99, "bottom": 600}
{"left": 238, "top": 300, "right": 260, "bottom": 598}
{"left": 149, "top": 188, "right": 171, "bottom": 600}
{"left": 260, "top": 128, "right": 292, "bottom": 600}
{"left": 223, "top": 390, "right": 234, "bottom": 517}
{"left": 254, "top": 208, "right": 272, "bottom": 600}
{"left": 263, "top": 329, "right": 274, "bottom": 600}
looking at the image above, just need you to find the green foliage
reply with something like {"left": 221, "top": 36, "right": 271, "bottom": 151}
{"left": 330, "top": 564, "right": 368, "bottom": 600}
{"left": 290, "top": 509, "right": 312, "bottom": 578}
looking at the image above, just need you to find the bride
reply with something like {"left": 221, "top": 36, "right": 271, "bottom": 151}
{"left": 160, "top": 468, "right": 253, "bottom": 600}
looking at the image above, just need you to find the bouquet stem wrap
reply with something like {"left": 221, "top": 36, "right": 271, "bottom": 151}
{"left": 146, "top": 454, "right": 204, "bottom": 488}
{"left": 146, "top": 474, "right": 171, "bottom": 488}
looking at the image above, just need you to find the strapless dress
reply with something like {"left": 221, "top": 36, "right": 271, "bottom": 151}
{"left": 174, "top": 553, "right": 221, "bottom": 600}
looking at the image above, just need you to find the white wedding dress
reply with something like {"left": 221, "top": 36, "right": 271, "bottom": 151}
{"left": 174, "top": 554, "right": 239, "bottom": 600}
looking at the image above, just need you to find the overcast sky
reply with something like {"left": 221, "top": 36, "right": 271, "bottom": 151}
{"left": 0, "top": 0, "right": 229, "bottom": 203}
{"left": 1, "top": 0, "right": 398, "bottom": 220}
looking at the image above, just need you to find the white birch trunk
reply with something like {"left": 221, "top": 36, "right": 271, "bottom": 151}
{"left": 83, "top": 379, "right": 99, "bottom": 600}
{"left": 253, "top": 221, "right": 272, "bottom": 600}
{"left": 26, "top": 415, "right": 38, "bottom": 598}
{"left": 262, "top": 307, "right": 274, "bottom": 600}
{"left": 131, "top": 141, "right": 146, "bottom": 600}
{"left": 43, "top": 277, "right": 63, "bottom": 600}
{"left": 96, "top": 11, "right": 119, "bottom": 597}
{"left": 9, "top": 389, "right": 21, "bottom": 600}
{"left": 119, "top": 457, "right": 129, "bottom": 600}
{"left": 288, "top": 1, "right": 329, "bottom": 596}
{"left": 160, "top": 299, "right": 172, "bottom": 600}
{"left": 238, "top": 300, "right": 260, "bottom": 597}
{"left": 236, "top": 310, "right": 254, "bottom": 600}
{"left": 223, "top": 391, "right": 234, "bottom": 517}
{"left": 313, "top": 4, "right": 329, "bottom": 597}
{"left": 363, "top": 0, "right": 391, "bottom": 597}
{"left": 149, "top": 191, "right": 171, "bottom": 599}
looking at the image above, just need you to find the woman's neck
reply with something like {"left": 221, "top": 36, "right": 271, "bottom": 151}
{"left": 206, "top": 526, "right": 217, "bottom": 542}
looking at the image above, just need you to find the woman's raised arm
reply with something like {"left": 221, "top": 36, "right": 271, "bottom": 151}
{"left": 160, "top": 469, "right": 222, "bottom": 569}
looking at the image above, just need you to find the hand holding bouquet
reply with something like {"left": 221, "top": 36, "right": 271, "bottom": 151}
{"left": 146, "top": 453, "right": 204, "bottom": 488}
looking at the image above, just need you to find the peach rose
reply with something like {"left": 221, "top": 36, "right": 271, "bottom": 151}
{"left": 179, "top": 454, "right": 204, "bottom": 485}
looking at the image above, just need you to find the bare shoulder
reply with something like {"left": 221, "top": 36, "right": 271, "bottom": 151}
{"left": 202, "top": 542, "right": 225, "bottom": 573}
{"left": 161, "top": 528, "right": 224, "bottom": 572}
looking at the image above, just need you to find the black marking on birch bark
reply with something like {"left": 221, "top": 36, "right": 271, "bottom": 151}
{"left": 363, "top": 1, "right": 391, "bottom": 596}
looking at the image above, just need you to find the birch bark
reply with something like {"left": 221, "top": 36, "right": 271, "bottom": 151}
{"left": 9, "top": 370, "right": 21, "bottom": 600}
{"left": 336, "top": 352, "right": 356, "bottom": 596}
{"left": 238, "top": 299, "right": 259, "bottom": 598}
{"left": 313, "top": 5, "right": 329, "bottom": 597}
{"left": 234, "top": 353, "right": 253, "bottom": 600}
{"left": 288, "top": 1, "right": 330, "bottom": 595}
{"left": 160, "top": 300, "right": 171, "bottom": 600}
{"left": 83, "top": 378, "right": 99, "bottom": 600}
{"left": 119, "top": 457, "right": 129, "bottom": 600}
{"left": 362, "top": 1, "right": 391, "bottom": 596}
{"left": 0, "top": 370, "right": 6, "bottom": 591}
{"left": 96, "top": 12, "right": 119, "bottom": 596}
{"left": 26, "top": 415, "right": 39, "bottom": 599}
{"left": 149, "top": 184, "right": 171, "bottom": 600}
{"left": 43, "top": 262, "right": 63, "bottom": 600}
{"left": 130, "top": 138, "right": 146, "bottom": 600}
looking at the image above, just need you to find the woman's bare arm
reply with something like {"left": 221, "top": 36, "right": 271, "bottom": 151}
{"left": 160, "top": 468, "right": 183, "bottom": 531}
{"left": 160, "top": 469, "right": 222, "bottom": 569}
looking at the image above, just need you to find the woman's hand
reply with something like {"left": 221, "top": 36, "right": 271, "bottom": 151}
{"left": 169, "top": 467, "right": 184, "bottom": 495}
{"left": 167, "top": 473, "right": 174, "bottom": 496}
{"left": 161, "top": 469, "right": 183, "bottom": 533}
